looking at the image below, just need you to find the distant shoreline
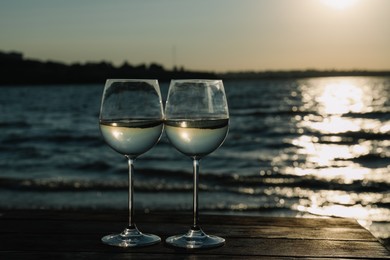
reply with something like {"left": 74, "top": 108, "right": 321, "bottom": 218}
{"left": 1, "top": 50, "right": 390, "bottom": 85}
{"left": 220, "top": 70, "right": 390, "bottom": 80}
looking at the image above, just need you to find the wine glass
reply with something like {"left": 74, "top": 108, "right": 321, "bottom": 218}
{"left": 99, "top": 79, "right": 163, "bottom": 247}
{"left": 164, "top": 79, "right": 229, "bottom": 249}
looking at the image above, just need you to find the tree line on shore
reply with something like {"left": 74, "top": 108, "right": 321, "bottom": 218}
{"left": 1, "top": 50, "right": 389, "bottom": 85}
{"left": 0, "top": 51, "right": 217, "bottom": 85}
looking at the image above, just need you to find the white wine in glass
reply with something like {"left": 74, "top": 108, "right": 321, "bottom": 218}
{"left": 164, "top": 79, "right": 229, "bottom": 249}
{"left": 99, "top": 79, "right": 163, "bottom": 247}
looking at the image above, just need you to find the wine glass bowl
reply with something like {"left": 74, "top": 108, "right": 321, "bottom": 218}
{"left": 99, "top": 79, "right": 163, "bottom": 247}
{"left": 164, "top": 118, "right": 228, "bottom": 159}
{"left": 164, "top": 79, "right": 229, "bottom": 249}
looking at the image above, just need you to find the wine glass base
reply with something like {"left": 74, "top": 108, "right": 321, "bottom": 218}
{"left": 102, "top": 226, "right": 161, "bottom": 248}
{"left": 166, "top": 227, "right": 225, "bottom": 249}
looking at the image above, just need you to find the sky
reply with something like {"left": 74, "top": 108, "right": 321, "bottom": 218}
{"left": 1, "top": 0, "right": 390, "bottom": 72}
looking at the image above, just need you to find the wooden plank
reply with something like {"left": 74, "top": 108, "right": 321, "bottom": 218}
{"left": 0, "top": 209, "right": 377, "bottom": 241}
{"left": 0, "top": 210, "right": 362, "bottom": 228}
{"left": 0, "top": 210, "right": 388, "bottom": 259}
{"left": 0, "top": 252, "right": 359, "bottom": 260}
{"left": 0, "top": 219, "right": 377, "bottom": 241}
{"left": 0, "top": 233, "right": 388, "bottom": 258}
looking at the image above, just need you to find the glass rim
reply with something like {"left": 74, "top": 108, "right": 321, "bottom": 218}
{"left": 105, "top": 79, "right": 159, "bottom": 83}
{"left": 169, "top": 79, "right": 222, "bottom": 83}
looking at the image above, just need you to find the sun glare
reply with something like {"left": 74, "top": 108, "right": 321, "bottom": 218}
{"left": 289, "top": 77, "right": 384, "bottom": 184}
{"left": 319, "top": 0, "right": 360, "bottom": 10}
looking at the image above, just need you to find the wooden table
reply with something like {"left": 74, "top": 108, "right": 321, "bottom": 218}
{"left": 0, "top": 209, "right": 389, "bottom": 259}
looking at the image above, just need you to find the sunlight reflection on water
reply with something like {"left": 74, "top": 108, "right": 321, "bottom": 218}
{"left": 285, "top": 77, "right": 390, "bottom": 237}
{"left": 300, "top": 77, "right": 385, "bottom": 115}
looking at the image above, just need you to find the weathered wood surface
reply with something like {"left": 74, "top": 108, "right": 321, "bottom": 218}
{"left": 0, "top": 209, "right": 389, "bottom": 259}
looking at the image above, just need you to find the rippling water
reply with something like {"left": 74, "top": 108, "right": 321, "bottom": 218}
{"left": 0, "top": 76, "right": 389, "bottom": 240}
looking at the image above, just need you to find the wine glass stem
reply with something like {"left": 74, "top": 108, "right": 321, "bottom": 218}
{"left": 126, "top": 156, "right": 135, "bottom": 229}
{"left": 192, "top": 158, "right": 200, "bottom": 229}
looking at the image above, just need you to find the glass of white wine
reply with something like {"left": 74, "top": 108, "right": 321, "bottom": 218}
{"left": 99, "top": 79, "right": 163, "bottom": 247}
{"left": 164, "top": 79, "right": 229, "bottom": 249}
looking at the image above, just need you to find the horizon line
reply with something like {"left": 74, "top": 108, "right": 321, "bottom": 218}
{"left": 2, "top": 49, "right": 390, "bottom": 74}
